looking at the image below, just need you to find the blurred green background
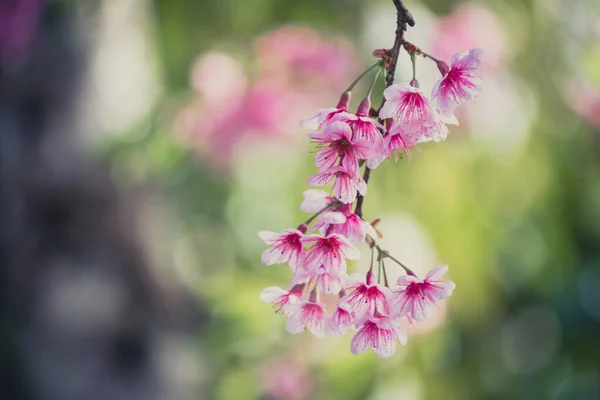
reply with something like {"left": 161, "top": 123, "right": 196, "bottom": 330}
{"left": 89, "top": 0, "right": 600, "bottom": 398}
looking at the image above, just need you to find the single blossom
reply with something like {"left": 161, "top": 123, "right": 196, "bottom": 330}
{"left": 379, "top": 83, "right": 449, "bottom": 143}
{"left": 301, "top": 91, "right": 354, "bottom": 130}
{"left": 328, "top": 203, "right": 378, "bottom": 244}
{"left": 327, "top": 306, "right": 353, "bottom": 336}
{"left": 338, "top": 272, "right": 393, "bottom": 321}
{"left": 286, "top": 300, "right": 328, "bottom": 338}
{"left": 432, "top": 48, "right": 483, "bottom": 119}
{"left": 260, "top": 285, "right": 304, "bottom": 315}
{"left": 350, "top": 315, "right": 407, "bottom": 358}
{"left": 300, "top": 189, "right": 334, "bottom": 213}
{"left": 392, "top": 265, "right": 456, "bottom": 321}
{"left": 290, "top": 264, "right": 344, "bottom": 295}
{"left": 384, "top": 122, "right": 420, "bottom": 160}
{"left": 315, "top": 203, "right": 377, "bottom": 244}
{"left": 346, "top": 96, "right": 386, "bottom": 168}
{"left": 309, "top": 121, "right": 373, "bottom": 171}
{"left": 258, "top": 229, "right": 306, "bottom": 270}
{"left": 307, "top": 158, "right": 366, "bottom": 204}
{"left": 301, "top": 233, "right": 360, "bottom": 274}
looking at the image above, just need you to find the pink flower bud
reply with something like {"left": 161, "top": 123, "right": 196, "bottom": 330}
{"left": 372, "top": 49, "right": 390, "bottom": 58}
{"left": 297, "top": 223, "right": 308, "bottom": 234}
{"left": 356, "top": 96, "right": 371, "bottom": 116}
{"left": 336, "top": 91, "right": 351, "bottom": 109}
{"left": 409, "top": 79, "right": 420, "bottom": 88}
{"left": 436, "top": 60, "right": 450, "bottom": 76}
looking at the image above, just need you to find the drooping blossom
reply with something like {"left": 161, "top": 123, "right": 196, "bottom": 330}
{"left": 286, "top": 299, "right": 328, "bottom": 338}
{"left": 432, "top": 48, "right": 483, "bottom": 119}
{"left": 301, "top": 233, "right": 360, "bottom": 274}
{"left": 315, "top": 203, "right": 377, "bottom": 244}
{"left": 260, "top": 285, "right": 304, "bottom": 315}
{"left": 301, "top": 92, "right": 354, "bottom": 130}
{"left": 379, "top": 83, "right": 449, "bottom": 142}
{"left": 258, "top": 229, "right": 306, "bottom": 270}
{"left": 307, "top": 158, "right": 366, "bottom": 204}
{"left": 327, "top": 305, "right": 353, "bottom": 336}
{"left": 290, "top": 263, "right": 344, "bottom": 295}
{"left": 391, "top": 265, "right": 456, "bottom": 321}
{"left": 384, "top": 122, "right": 420, "bottom": 160}
{"left": 314, "top": 265, "right": 344, "bottom": 294}
{"left": 338, "top": 271, "right": 393, "bottom": 321}
{"left": 346, "top": 96, "right": 386, "bottom": 168}
{"left": 351, "top": 315, "right": 407, "bottom": 358}
{"left": 300, "top": 189, "right": 335, "bottom": 213}
{"left": 309, "top": 121, "right": 373, "bottom": 171}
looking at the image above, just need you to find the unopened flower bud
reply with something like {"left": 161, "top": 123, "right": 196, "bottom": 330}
{"left": 436, "top": 60, "right": 450, "bottom": 76}
{"left": 357, "top": 96, "right": 371, "bottom": 116}
{"left": 409, "top": 79, "right": 419, "bottom": 88}
{"left": 297, "top": 223, "right": 308, "bottom": 234}
{"left": 336, "top": 91, "right": 351, "bottom": 109}
{"left": 372, "top": 49, "right": 390, "bottom": 58}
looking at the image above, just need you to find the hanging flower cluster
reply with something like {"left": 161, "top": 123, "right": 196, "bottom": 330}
{"left": 259, "top": 33, "right": 482, "bottom": 357}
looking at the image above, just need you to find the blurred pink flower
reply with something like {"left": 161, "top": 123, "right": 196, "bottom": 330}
{"left": 0, "top": 0, "right": 46, "bottom": 64}
{"left": 432, "top": 3, "right": 507, "bottom": 72}
{"left": 564, "top": 80, "right": 600, "bottom": 129}
{"left": 256, "top": 26, "right": 357, "bottom": 91}
{"left": 174, "top": 27, "right": 358, "bottom": 169}
{"left": 261, "top": 357, "right": 313, "bottom": 400}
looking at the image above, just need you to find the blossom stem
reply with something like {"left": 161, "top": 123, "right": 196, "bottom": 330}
{"left": 377, "top": 256, "right": 383, "bottom": 284}
{"left": 302, "top": 201, "right": 339, "bottom": 226}
{"left": 344, "top": 61, "right": 383, "bottom": 93}
{"left": 366, "top": 67, "right": 383, "bottom": 97}
{"left": 417, "top": 49, "right": 441, "bottom": 63}
{"left": 354, "top": 0, "right": 414, "bottom": 218}
{"left": 410, "top": 52, "right": 416, "bottom": 81}
{"left": 379, "top": 246, "right": 415, "bottom": 276}
{"left": 382, "top": 259, "right": 390, "bottom": 287}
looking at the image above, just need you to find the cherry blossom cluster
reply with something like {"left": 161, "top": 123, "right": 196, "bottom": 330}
{"left": 259, "top": 44, "right": 482, "bottom": 358}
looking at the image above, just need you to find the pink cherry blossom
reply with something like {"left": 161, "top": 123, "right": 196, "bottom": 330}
{"left": 351, "top": 315, "right": 407, "bottom": 358}
{"left": 300, "top": 189, "right": 334, "bottom": 213}
{"left": 286, "top": 300, "right": 327, "bottom": 338}
{"left": 260, "top": 285, "right": 304, "bottom": 315}
{"left": 290, "top": 263, "right": 344, "bottom": 295}
{"left": 338, "top": 272, "right": 393, "bottom": 321}
{"left": 392, "top": 265, "right": 456, "bottom": 321}
{"left": 301, "top": 92, "right": 354, "bottom": 130}
{"left": 309, "top": 121, "right": 373, "bottom": 171}
{"left": 384, "top": 122, "right": 421, "bottom": 160}
{"left": 345, "top": 98, "right": 386, "bottom": 168}
{"left": 307, "top": 158, "right": 366, "bottom": 204}
{"left": 301, "top": 233, "right": 360, "bottom": 274}
{"left": 379, "top": 83, "right": 449, "bottom": 143}
{"left": 314, "top": 265, "right": 344, "bottom": 294}
{"left": 258, "top": 229, "right": 305, "bottom": 270}
{"left": 315, "top": 203, "right": 377, "bottom": 244}
{"left": 432, "top": 48, "right": 483, "bottom": 119}
{"left": 327, "top": 306, "right": 353, "bottom": 336}
{"left": 329, "top": 204, "right": 377, "bottom": 244}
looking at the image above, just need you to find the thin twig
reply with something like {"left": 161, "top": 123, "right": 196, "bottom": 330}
{"left": 303, "top": 200, "right": 339, "bottom": 226}
{"left": 354, "top": 0, "right": 414, "bottom": 218}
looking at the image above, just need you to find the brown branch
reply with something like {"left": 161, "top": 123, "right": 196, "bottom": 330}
{"left": 354, "top": 0, "right": 414, "bottom": 218}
